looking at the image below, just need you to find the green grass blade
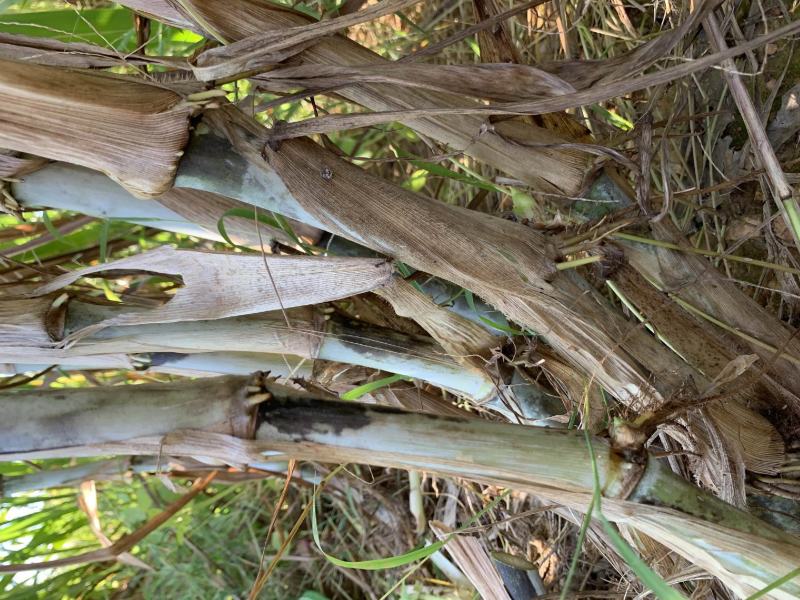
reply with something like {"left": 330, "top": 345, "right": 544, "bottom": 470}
{"left": 408, "top": 159, "right": 502, "bottom": 193}
{"left": 312, "top": 502, "right": 446, "bottom": 570}
{"left": 299, "top": 592, "right": 330, "bottom": 600}
{"left": 559, "top": 494, "right": 596, "bottom": 600}
{"left": 746, "top": 566, "right": 800, "bottom": 600}
{"left": 98, "top": 220, "right": 110, "bottom": 263}
{"left": 312, "top": 480, "right": 510, "bottom": 572}
{"left": 340, "top": 374, "right": 411, "bottom": 400}
{"left": 216, "top": 207, "right": 283, "bottom": 250}
{"left": 613, "top": 232, "right": 800, "bottom": 275}
{"left": 583, "top": 427, "right": 687, "bottom": 600}
{"left": 595, "top": 516, "right": 686, "bottom": 600}
{"left": 40, "top": 211, "right": 74, "bottom": 248}
{"left": 216, "top": 207, "right": 316, "bottom": 253}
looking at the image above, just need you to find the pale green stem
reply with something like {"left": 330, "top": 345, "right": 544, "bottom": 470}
{"left": 555, "top": 255, "right": 603, "bottom": 270}
{"left": 0, "top": 378, "right": 798, "bottom": 597}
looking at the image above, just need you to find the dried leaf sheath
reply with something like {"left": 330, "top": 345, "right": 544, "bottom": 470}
{"left": 430, "top": 521, "right": 511, "bottom": 600}
{"left": 214, "top": 63, "right": 578, "bottom": 103}
{"left": 219, "top": 105, "right": 667, "bottom": 418}
{"left": 257, "top": 138, "right": 558, "bottom": 289}
{"left": 255, "top": 134, "right": 664, "bottom": 403}
{"left": 227, "top": 126, "right": 781, "bottom": 493}
{"left": 19, "top": 246, "right": 393, "bottom": 341}
{"left": 0, "top": 32, "right": 186, "bottom": 70}
{"left": 121, "top": 0, "right": 590, "bottom": 195}
{"left": 625, "top": 220, "right": 800, "bottom": 405}
{"left": 0, "top": 58, "right": 191, "bottom": 197}
{"left": 119, "top": 0, "right": 800, "bottom": 408}
{"left": 190, "top": 0, "right": 423, "bottom": 80}
{"left": 375, "top": 276, "right": 501, "bottom": 370}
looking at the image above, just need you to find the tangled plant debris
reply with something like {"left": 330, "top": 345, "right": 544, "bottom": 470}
{"left": 1, "top": 1, "right": 800, "bottom": 598}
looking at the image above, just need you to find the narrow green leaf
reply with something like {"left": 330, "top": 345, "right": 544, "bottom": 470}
{"left": 781, "top": 198, "right": 800, "bottom": 254}
{"left": 312, "top": 502, "right": 446, "bottom": 570}
{"left": 0, "top": 9, "right": 134, "bottom": 48}
{"left": 40, "top": 211, "right": 73, "bottom": 249}
{"left": 559, "top": 493, "right": 596, "bottom": 600}
{"left": 311, "top": 474, "right": 511, "bottom": 572}
{"left": 216, "top": 207, "right": 315, "bottom": 253}
{"left": 98, "top": 220, "right": 110, "bottom": 263}
{"left": 340, "top": 374, "right": 411, "bottom": 400}
{"left": 477, "top": 316, "right": 526, "bottom": 336}
{"left": 746, "top": 566, "right": 800, "bottom": 600}
{"left": 217, "top": 207, "right": 282, "bottom": 250}
{"left": 583, "top": 426, "right": 687, "bottom": 600}
{"left": 299, "top": 592, "right": 330, "bottom": 600}
{"left": 463, "top": 289, "right": 477, "bottom": 312}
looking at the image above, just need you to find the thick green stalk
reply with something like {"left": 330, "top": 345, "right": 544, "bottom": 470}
{"left": 12, "top": 163, "right": 211, "bottom": 238}
{"left": 8, "top": 351, "right": 311, "bottom": 379}
{"left": 61, "top": 302, "right": 497, "bottom": 401}
{"left": 0, "top": 375, "right": 257, "bottom": 456}
{"left": 10, "top": 161, "right": 320, "bottom": 248}
{"left": 1, "top": 377, "right": 798, "bottom": 598}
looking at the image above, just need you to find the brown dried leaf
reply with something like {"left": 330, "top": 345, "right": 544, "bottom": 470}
{"left": 0, "top": 32, "right": 186, "bottom": 70}
{"left": 251, "top": 17, "right": 798, "bottom": 142}
{"left": 21, "top": 246, "right": 392, "bottom": 342}
{"left": 0, "top": 152, "right": 48, "bottom": 179}
{"left": 540, "top": 0, "right": 720, "bottom": 90}
{"left": 374, "top": 276, "right": 501, "bottom": 400}
{"left": 625, "top": 220, "right": 800, "bottom": 407}
{"left": 229, "top": 113, "right": 684, "bottom": 411}
{"left": 704, "top": 354, "right": 759, "bottom": 395}
{"left": 191, "top": 0, "right": 422, "bottom": 80}
{"left": 0, "top": 58, "right": 191, "bottom": 197}
{"left": 472, "top": 0, "right": 522, "bottom": 64}
{"left": 78, "top": 481, "right": 152, "bottom": 571}
{"left": 254, "top": 63, "right": 576, "bottom": 102}
{"left": 120, "top": 0, "right": 589, "bottom": 194}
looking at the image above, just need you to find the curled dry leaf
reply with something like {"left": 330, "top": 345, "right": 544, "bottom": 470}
{"left": 78, "top": 481, "right": 152, "bottom": 571}
{"left": 0, "top": 58, "right": 192, "bottom": 197}
{"left": 13, "top": 246, "right": 393, "bottom": 342}
{"left": 374, "top": 275, "right": 501, "bottom": 399}
{"left": 0, "top": 152, "right": 48, "bottom": 179}
{"left": 538, "top": 0, "right": 720, "bottom": 90}
{"left": 121, "top": 0, "right": 589, "bottom": 194}
{"left": 190, "top": 0, "right": 422, "bottom": 80}
{"left": 0, "top": 32, "right": 187, "bottom": 71}
{"left": 253, "top": 63, "right": 577, "bottom": 102}
{"left": 703, "top": 354, "right": 760, "bottom": 396}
